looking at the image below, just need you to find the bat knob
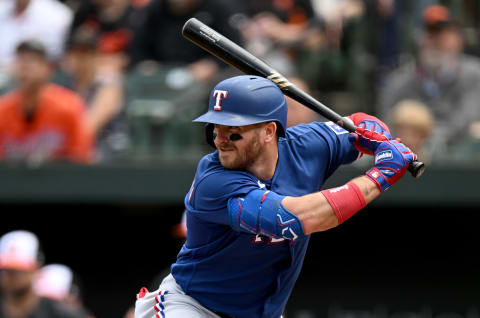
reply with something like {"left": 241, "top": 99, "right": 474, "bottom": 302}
{"left": 408, "top": 160, "right": 425, "bottom": 178}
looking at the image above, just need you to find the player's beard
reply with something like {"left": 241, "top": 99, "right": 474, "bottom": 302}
{"left": 218, "top": 133, "right": 262, "bottom": 170}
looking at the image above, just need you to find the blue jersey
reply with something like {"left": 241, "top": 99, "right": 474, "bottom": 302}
{"left": 171, "top": 122, "right": 358, "bottom": 318}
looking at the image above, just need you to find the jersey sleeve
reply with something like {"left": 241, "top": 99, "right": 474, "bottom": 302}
{"left": 185, "top": 162, "right": 259, "bottom": 225}
{"left": 289, "top": 121, "right": 359, "bottom": 179}
{"left": 318, "top": 121, "right": 359, "bottom": 177}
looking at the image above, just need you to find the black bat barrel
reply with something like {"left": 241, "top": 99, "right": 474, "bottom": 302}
{"left": 182, "top": 18, "right": 354, "bottom": 131}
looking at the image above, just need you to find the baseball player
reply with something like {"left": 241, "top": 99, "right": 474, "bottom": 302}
{"left": 135, "top": 75, "right": 416, "bottom": 318}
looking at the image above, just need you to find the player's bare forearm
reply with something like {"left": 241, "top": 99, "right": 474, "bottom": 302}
{"left": 351, "top": 176, "right": 381, "bottom": 203}
{"left": 281, "top": 192, "right": 339, "bottom": 235}
{"left": 282, "top": 176, "right": 380, "bottom": 235}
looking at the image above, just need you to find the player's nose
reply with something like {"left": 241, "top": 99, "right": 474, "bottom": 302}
{"left": 213, "top": 126, "right": 230, "bottom": 144}
{"left": 213, "top": 132, "right": 229, "bottom": 144}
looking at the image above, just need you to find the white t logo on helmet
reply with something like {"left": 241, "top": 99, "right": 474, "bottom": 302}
{"left": 213, "top": 90, "right": 228, "bottom": 111}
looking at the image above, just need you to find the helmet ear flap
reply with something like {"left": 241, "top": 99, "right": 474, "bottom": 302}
{"left": 205, "top": 124, "right": 216, "bottom": 148}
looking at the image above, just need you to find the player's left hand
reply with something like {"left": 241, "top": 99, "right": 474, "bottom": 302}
{"left": 347, "top": 112, "right": 392, "bottom": 155}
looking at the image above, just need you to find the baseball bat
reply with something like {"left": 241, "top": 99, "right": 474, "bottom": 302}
{"left": 182, "top": 18, "right": 425, "bottom": 178}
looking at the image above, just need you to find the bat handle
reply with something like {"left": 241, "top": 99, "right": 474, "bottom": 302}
{"left": 408, "top": 160, "right": 425, "bottom": 178}
{"left": 344, "top": 119, "right": 426, "bottom": 179}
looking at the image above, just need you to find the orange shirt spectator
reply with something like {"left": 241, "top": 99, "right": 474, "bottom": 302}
{"left": 0, "top": 83, "right": 93, "bottom": 163}
{"left": 0, "top": 39, "right": 93, "bottom": 164}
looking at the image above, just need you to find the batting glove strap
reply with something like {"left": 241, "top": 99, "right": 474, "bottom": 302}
{"left": 365, "top": 167, "right": 391, "bottom": 192}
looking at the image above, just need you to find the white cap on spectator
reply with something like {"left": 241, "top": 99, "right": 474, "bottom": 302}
{"left": 0, "top": 230, "right": 40, "bottom": 271}
{"left": 34, "top": 264, "right": 73, "bottom": 300}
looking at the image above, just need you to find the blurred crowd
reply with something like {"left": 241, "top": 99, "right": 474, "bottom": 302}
{"left": 0, "top": 213, "right": 188, "bottom": 318}
{"left": 0, "top": 0, "right": 480, "bottom": 165}
{"left": 0, "top": 230, "right": 94, "bottom": 318}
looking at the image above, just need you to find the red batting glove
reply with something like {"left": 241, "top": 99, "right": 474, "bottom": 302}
{"left": 348, "top": 112, "right": 391, "bottom": 132}
{"left": 347, "top": 113, "right": 392, "bottom": 156}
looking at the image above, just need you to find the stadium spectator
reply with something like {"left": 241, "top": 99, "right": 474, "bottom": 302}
{"left": 130, "top": 0, "right": 243, "bottom": 82}
{"left": 61, "top": 29, "right": 130, "bottom": 162}
{"left": 391, "top": 99, "right": 435, "bottom": 164}
{"left": 239, "top": 0, "right": 315, "bottom": 77}
{"left": 296, "top": 1, "right": 445, "bottom": 114}
{"left": 246, "top": 0, "right": 314, "bottom": 46}
{"left": 0, "top": 40, "right": 93, "bottom": 164}
{"left": 241, "top": 0, "right": 366, "bottom": 114}
{"left": 0, "top": 230, "right": 84, "bottom": 318}
{"left": 378, "top": 4, "right": 480, "bottom": 152}
{"left": 296, "top": 0, "right": 404, "bottom": 114}
{"left": 68, "top": 0, "right": 149, "bottom": 67}
{"left": 34, "top": 264, "right": 95, "bottom": 318}
{"left": 0, "top": 0, "right": 73, "bottom": 70}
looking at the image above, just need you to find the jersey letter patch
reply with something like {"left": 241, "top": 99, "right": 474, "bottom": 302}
{"left": 326, "top": 121, "right": 348, "bottom": 135}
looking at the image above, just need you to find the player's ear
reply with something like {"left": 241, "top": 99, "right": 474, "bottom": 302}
{"left": 263, "top": 122, "right": 277, "bottom": 143}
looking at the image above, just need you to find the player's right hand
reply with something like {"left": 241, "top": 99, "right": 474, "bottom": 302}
{"left": 365, "top": 140, "right": 417, "bottom": 192}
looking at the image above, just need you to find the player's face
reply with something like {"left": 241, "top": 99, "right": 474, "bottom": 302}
{"left": 213, "top": 124, "right": 264, "bottom": 170}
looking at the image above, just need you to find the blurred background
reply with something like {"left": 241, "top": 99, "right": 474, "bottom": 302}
{"left": 0, "top": 0, "right": 479, "bottom": 317}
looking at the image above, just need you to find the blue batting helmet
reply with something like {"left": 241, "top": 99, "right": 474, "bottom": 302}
{"left": 193, "top": 75, "right": 287, "bottom": 147}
